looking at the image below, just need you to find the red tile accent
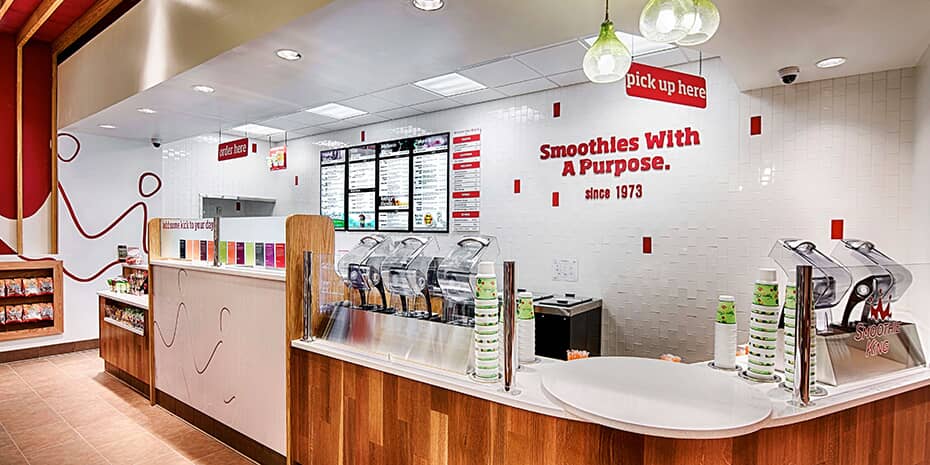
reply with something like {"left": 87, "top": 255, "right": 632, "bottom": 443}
{"left": 514, "top": 179, "right": 521, "bottom": 194}
{"left": 551, "top": 192, "right": 559, "bottom": 207}
{"left": 643, "top": 237, "right": 653, "bottom": 254}
{"left": 361, "top": 130, "right": 366, "bottom": 142}
{"left": 252, "top": 143, "right": 257, "bottom": 153}
{"left": 750, "top": 116, "right": 762, "bottom": 136}
{"left": 831, "top": 219, "right": 844, "bottom": 240}
{"left": 235, "top": 201, "right": 241, "bottom": 211}
{"left": 553, "top": 102, "right": 561, "bottom": 118}
{"left": 295, "top": 176, "right": 299, "bottom": 186}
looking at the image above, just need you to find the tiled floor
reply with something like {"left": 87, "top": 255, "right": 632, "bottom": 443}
{"left": 0, "top": 350, "right": 257, "bottom": 465}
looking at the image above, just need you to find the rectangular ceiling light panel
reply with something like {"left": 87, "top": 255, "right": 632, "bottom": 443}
{"left": 305, "top": 103, "right": 368, "bottom": 119}
{"left": 414, "top": 73, "right": 487, "bottom": 97}
{"left": 230, "top": 123, "right": 285, "bottom": 136}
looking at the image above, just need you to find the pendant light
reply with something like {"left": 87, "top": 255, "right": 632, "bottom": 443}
{"left": 583, "top": 0, "right": 632, "bottom": 84}
{"left": 675, "top": 0, "right": 719, "bottom": 46}
{"left": 639, "top": 0, "right": 696, "bottom": 44}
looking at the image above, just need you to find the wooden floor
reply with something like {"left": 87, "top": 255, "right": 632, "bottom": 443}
{"left": 291, "top": 349, "right": 930, "bottom": 465}
{"left": 0, "top": 350, "right": 257, "bottom": 465}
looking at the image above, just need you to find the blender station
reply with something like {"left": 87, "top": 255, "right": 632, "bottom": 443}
{"left": 1, "top": 0, "right": 929, "bottom": 464}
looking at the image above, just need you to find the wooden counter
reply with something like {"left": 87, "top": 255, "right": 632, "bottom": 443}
{"left": 98, "top": 290, "right": 150, "bottom": 395}
{"left": 289, "top": 348, "right": 930, "bottom": 465}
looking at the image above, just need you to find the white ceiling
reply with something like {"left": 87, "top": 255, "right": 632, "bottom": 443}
{"left": 64, "top": 0, "right": 930, "bottom": 144}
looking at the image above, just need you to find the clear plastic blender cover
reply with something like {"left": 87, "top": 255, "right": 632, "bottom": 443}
{"left": 437, "top": 236, "right": 500, "bottom": 304}
{"left": 381, "top": 236, "right": 440, "bottom": 297}
{"left": 337, "top": 235, "right": 391, "bottom": 279}
{"left": 769, "top": 239, "right": 853, "bottom": 308}
{"left": 830, "top": 239, "right": 913, "bottom": 302}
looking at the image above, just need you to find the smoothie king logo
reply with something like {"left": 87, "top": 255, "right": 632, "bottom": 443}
{"left": 538, "top": 127, "right": 701, "bottom": 200}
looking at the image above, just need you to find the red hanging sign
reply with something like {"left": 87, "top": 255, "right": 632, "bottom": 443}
{"left": 218, "top": 138, "right": 249, "bottom": 161}
{"left": 625, "top": 63, "right": 707, "bottom": 109}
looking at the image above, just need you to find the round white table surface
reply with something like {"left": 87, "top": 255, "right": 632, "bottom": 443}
{"left": 541, "top": 357, "right": 773, "bottom": 438}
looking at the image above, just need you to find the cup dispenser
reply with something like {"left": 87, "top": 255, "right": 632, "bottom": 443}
{"left": 381, "top": 236, "right": 440, "bottom": 319}
{"left": 436, "top": 236, "right": 501, "bottom": 326}
{"left": 337, "top": 235, "right": 394, "bottom": 312}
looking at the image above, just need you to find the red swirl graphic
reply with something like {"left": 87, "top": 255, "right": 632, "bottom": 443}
{"left": 15, "top": 133, "right": 162, "bottom": 284}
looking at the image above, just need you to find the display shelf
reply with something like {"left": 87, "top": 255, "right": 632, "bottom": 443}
{"left": 103, "top": 317, "right": 145, "bottom": 336}
{"left": 97, "top": 290, "right": 149, "bottom": 310}
{"left": 0, "top": 260, "right": 63, "bottom": 342}
{"left": 122, "top": 263, "right": 149, "bottom": 272}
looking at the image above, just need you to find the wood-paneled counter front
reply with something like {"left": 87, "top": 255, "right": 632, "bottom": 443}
{"left": 289, "top": 347, "right": 930, "bottom": 465}
{"left": 98, "top": 290, "right": 150, "bottom": 395}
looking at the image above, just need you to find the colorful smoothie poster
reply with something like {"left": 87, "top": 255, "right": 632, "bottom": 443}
{"left": 219, "top": 241, "right": 227, "bottom": 264}
{"left": 179, "top": 239, "right": 186, "bottom": 259}
{"left": 236, "top": 242, "right": 245, "bottom": 265}
{"left": 255, "top": 242, "right": 264, "bottom": 267}
{"left": 245, "top": 242, "right": 256, "bottom": 266}
{"left": 191, "top": 240, "right": 200, "bottom": 262}
{"left": 228, "top": 242, "right": 237, "bottom": 265}
{"left": 207, "top": 241, "right": 215, "bottom": 262}
{"left": 199, "top": 240, "right": 208, "bottom": 261}
{"left": 275, "top": 243, "right": 286, "bottom": 269}
{"left": 265, "top": 243, "right": 275, "bottom": 268}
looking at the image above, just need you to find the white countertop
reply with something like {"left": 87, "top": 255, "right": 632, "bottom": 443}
{"left": 151, "top": 259, "right": 286, "bottom": 282}
{"left": 97, "top": 290, "right": 149, "bottom": 310}
{"left": 292, "top": 340, "right": 930, "bottom": 439}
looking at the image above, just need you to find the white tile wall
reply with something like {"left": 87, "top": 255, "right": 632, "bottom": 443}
{"left": 157, "top": 57, "right": 924, "bottom": 361}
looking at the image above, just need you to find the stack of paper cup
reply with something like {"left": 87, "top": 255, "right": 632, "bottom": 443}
{"left": 517, "top": 291, "right": 536, "bottom": 364}
{"left": 747, "top": 269, "right": 780, "bottom": 381}
{"left": 714, "top": 295, "right": 738, "bottom": 369}
{"left": 473, "top": 262, "right": 499, "bottom": 381}
{"left": 783, "top": 283, "right": 816, "bottom": 388}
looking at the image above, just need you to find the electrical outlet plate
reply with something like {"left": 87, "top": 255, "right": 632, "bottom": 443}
{"left": 552, "top": 258, "right": 578, "bottom": 282}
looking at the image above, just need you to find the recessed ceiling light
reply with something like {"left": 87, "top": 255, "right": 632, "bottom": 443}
{"left": 412, "top": 0, "right": 443, "bottom": 11}
{"left": 275, "top": 49, "right": 302, "bottom": 61}
{"left": 816, "top": 57, "right": 847, "bottom": 69}
{"left": 192, "top": 85, "right": 215, "bottom": 93}
{"left": 230, "top": 123, "right": 285, "bottom": 136}
{"left": 98, "top": 124, "right": 117, "bottom": 129}
{"left": 414, "top": 73, "right": 485, "bottom": 97}
{"left": 137, "top": 108, "right": 157, "bottom": 114}
{"left": 305, "top": 103, "right": 368, "bottom": 119}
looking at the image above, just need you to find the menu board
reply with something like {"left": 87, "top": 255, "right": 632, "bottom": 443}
{"left": 319, "top": 133, "right": 449, "bottom": 232}
{"left": 347, "top": 145, "right": 378, "bottom": 231}
{"left": 320, "top": 149, "right": 347, "bottom": 229}
{"left": 412, "top": 134, "right": 449, "bottom": 232}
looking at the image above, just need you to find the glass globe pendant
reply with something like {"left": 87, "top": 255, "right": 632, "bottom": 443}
{"left": 583, "top": 1, "right": 632, "bottom": 84}
{"left": 675, "top": 0, "right": 719, "bottom": 46}
{"left": 639, "top": 0, "right": 696, "bottom": 44}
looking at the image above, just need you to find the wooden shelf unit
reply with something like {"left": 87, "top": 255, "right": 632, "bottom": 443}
{"left": 98, "top": 263, "right": 151, "bottom": 397}
{"left": 0, "top": 260, "right": 63, "bottom": 342}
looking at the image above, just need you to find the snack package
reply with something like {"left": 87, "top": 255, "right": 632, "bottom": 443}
{"left": 37, "top": 277, "right": 53, "bottom": 295}
{"left": 0, "top": 308, "right": 6, "bottom": 325}
{"left": 23, "top": 304, "right": 42, "bottom": 322}
{"left": 6, "top": 305, "right": 24, "bottom": 323}
{"left": 4, "top": 279, "right": 23, "bottom": 297}
{"left": 23, "top": 278, "right": 40, "bottom": 296}
{"left": 39, "top": 303, "right": 54, "bottom": 321}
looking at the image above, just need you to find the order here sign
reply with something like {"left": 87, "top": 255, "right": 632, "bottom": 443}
{"left": 218, "top": 137, "right": 249, "bottom": 161}
{"left": 625, "top": 62, "right": 707, "bottom": 109}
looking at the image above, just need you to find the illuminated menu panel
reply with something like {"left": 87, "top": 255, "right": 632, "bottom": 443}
{"left": 320, "top": 149, "right": 346, "bottom": 229}
{"left": 347, "top": 145, "right": 378, "bottom": 231}
{"left": 412, "top": 134, "right": 449, "bottom": 232}
{"left": 377, "top": 140, "right": 412, "bottom": 231}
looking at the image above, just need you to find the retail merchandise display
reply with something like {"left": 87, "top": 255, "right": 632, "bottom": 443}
{"left": 745, "top": 269, "right": 780, "bottom": 382}
{"left": 107, "top": 270, "right": 148, "bottom": 296}
{"left": 2, "top": 277, "right": 53, "bottom": 299}
{"left": 713, "top": 295, "right": 738, "bottom": 370}
{"left": 474, "top": 261, "right": 500, "bottom": 381}
{"left": 104, "top": 302, "right": 145, "bottom": 333}
{"left": 320, "top": 133, "right": 450, "bottom": 233}
{"left": 517, "top": 291, "right": 536, "bottom": 364}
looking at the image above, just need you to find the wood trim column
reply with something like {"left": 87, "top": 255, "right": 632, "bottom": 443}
{"left": 15, "top": 46, "right": 22, "bottom": 253}
{"left": 146, "top": 218, "right": 162, "bottom": 405}
{"left": 50, "top": 53, "right": 58, "bottom": 254}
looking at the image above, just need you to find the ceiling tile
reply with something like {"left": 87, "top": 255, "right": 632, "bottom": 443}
{"left": 547, "top": 69, "right": 589, "bottom": 87}
{"left": 459, "top": 58, "right": 542, "bottom": 88}
{"left": 287, "top": 111, "right": 342, "bottom": 127}
{"left": 339, "top": 94, "right": 402, "bottom": 113}
{"left": 514, "top": 41, "right": 587, "bottom": 76}
{"left": 255, "top": 114, "right": 312, "bottom": 131}
{"left": 370, "top": 85, "right": 441, "bottom": 105}
{"left": 412, "top": 99, "right": 460, "bottom": 113}
{"left": 290, "top": 126, "right": 329, "bottom": 138}
{"left": 451, "top": 88, "right": 507, "bottom": 105}
{"left": 319, "top": 120, "right": 358, "bottom": 130}
{"left": 377, "top": 107, "right": 424, "bottom": 120}
{"left": 346, "top": 113, "right": 388, "bottom": 126}
{"left": 635, "top": 49, "right": 689, "bottom": 68}
{"left": 497, "top": 78, "right": 558, "bottom": 97}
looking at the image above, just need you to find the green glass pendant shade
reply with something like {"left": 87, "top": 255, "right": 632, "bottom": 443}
{"left": 675, "top": 0, "right": 720, "bottom": 46}
{"left": 583, "top": 20, "right": 632, "bottom": 84}
{"left": 639, "top": 0, "right": 696, "bottom": 44}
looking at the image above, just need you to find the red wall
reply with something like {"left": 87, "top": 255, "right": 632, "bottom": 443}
{"left": 0, "top": 34, "right": 53, "bottom": 254}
